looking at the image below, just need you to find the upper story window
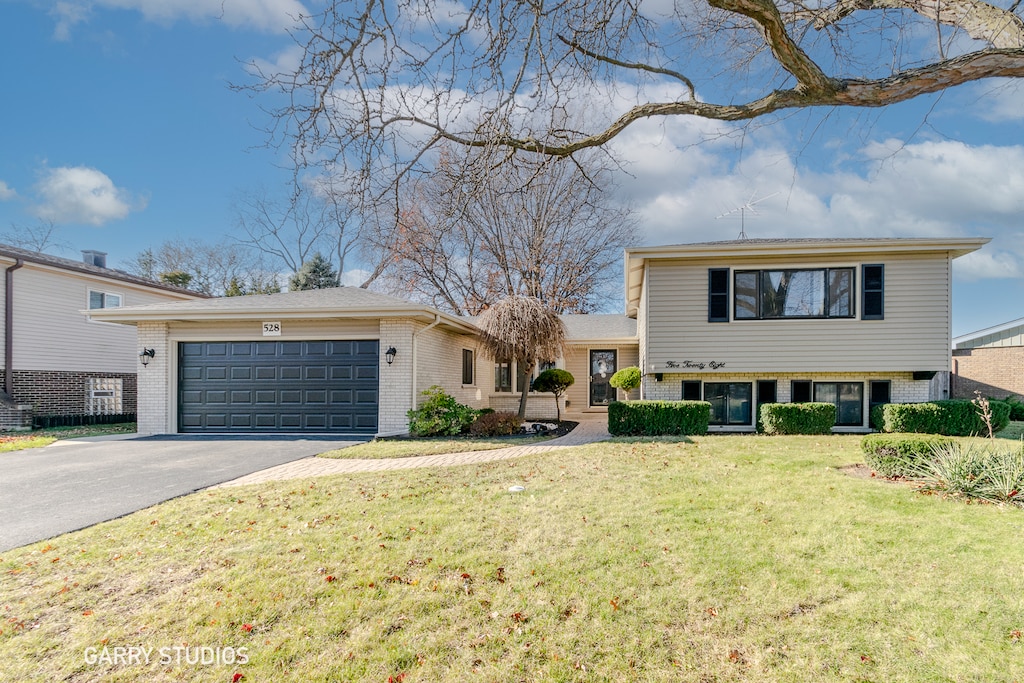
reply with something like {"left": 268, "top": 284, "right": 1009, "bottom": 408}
{"left": 88, "top": 290, "right": 122, "bottom": 309}
{"left": 861, "top": 264, "right": 884, "bottom": 320}
{"left": 733, "top": 268, "right": 854, "bottom": 320}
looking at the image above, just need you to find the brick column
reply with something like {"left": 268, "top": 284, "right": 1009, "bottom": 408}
{"left": 136, "top": 322, "right": 171, "bottom": 434}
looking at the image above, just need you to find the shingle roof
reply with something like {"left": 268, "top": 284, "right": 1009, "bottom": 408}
{"left": 560, "top": 314, "right": 636, "bottom": 341}
{"left": 0, "top": 243, "right": 203, "bottom": 297}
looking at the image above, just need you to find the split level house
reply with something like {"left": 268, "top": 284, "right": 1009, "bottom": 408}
{"left": 86, "top": 236, "right": 988, "bottom": 436}
{"left": 0, "top": 244, "right": 203, "bottom": 429}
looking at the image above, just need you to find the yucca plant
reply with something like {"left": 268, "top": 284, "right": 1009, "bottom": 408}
{"left": 916, "top": 440, "right": 1024, "bottom": 507}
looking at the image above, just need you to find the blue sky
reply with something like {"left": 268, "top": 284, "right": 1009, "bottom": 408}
{"left": 1, "top": 0, "right": 1022, "bottom": 337}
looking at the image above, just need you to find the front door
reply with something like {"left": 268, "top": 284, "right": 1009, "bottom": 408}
{"left": 589, "top": 349, "right": 617, "bottom": 407}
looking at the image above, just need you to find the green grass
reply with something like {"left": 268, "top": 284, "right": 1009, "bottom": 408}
{"left": 0, "top": 423, "right": 136, "bottom": 453}
{"left": 995, "top": 420, "right": 1024, "bottom": 441}
{"left": 1, "top": 434, "right": 1022, "bottom": 682}
{"left": 319, "top": 434, "right": 551, "bottom": 459}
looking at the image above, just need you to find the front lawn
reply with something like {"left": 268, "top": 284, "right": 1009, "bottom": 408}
{"left": 0, "top": 423, "right": 136, "bottom": 453}
{"left": 1, "top": 434, "right": 1022, "bottom": 682}
{"left": 319, "top": 433, "right": 554, "bottom": 459}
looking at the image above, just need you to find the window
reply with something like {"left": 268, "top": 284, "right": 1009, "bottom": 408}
{"left": 88, "top": 290, "right": 122, "bottom": 309}
{"left": 705, "top": 382, "right": 753, "bottom": 426}
{"left": 757, "top": 380, "right": 777, "bottom": 405}
{"left": 462, "top": 349, "right": 475, "bottom": 385}
{"left": 494, "top": 360, "right": 512, "bottom": 392}
{"left": 814, "top": 382, "right": 864, "bottom": 427}
{"left": 733, "top": 268, "right": 854, "bottom": 319}
{"left": 791, "top": 380, "right": 812, "bottom": 403}
{"left": 862, "top": 264, "right": 884, "bottom": 320}
{"left": 869, "top": 380, "right": 891, "bottom": 413}
{"left": 708, "top": 268, "right": 730, "bottom": 322}
{"left": 682, "top": 380, "right": 702, "bottom": 401}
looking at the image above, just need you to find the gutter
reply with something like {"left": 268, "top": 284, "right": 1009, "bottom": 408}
{"left": 410, "top": 314, "right": 443, "bottom": 409}
{"left": 4, "top": 259, "right": 24, "bottom": 398}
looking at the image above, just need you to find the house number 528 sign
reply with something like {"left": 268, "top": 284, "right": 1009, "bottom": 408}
{"left": 262, "top": 321, "right": 282, "bottom": 336}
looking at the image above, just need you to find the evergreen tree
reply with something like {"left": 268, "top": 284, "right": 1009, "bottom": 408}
{"left": 289, "top": 253, "right": 340, "bottom": 291}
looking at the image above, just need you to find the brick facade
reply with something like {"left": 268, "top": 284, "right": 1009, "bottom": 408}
{"left": 952, "top": 347, "right": 1024, "bottom": 399}
{"left": 0, "top": 369, "right": 136, "bottom": 417}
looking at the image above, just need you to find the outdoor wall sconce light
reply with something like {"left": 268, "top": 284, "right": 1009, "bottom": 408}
{"left": 385, "top": 346, "right": 397, "bottom": 365}
{"left": 139, "top": 348, "right": 156, "bottom": 367}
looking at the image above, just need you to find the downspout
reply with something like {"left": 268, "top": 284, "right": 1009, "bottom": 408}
{"left": 410, "top": 314, "right": 443, "bottom": 409}
{"left": 4, "top": 259, "right": 24, "bottom": 398}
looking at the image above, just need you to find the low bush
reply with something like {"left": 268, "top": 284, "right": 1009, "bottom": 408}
{"left": 407, "top": 386, "right": 477, "bottom": 436}
{"left": 875, "top": 399, "right": 1010, "bottom": 436}
{"left": 916, "top": 440, "right": 1024, "bottom": 506}
{"left": 861, "top": 433, "right": 956, "bottom": 478}
{"left": 608, "top": 400, "right": 709, "bottom": 436}
{"left": 758, "top": 402, "right": 835, "bottom": 435}
{"left": 469, "top": 411, "right": 523, "bottom": 437}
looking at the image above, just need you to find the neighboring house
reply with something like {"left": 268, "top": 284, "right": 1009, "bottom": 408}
{"left": 88, "top": 236, "right": 987, "bottom": 436}
{"left": 626, "top": 237, "right": 988, "bottom": 431}
{"left": 951, "top": 317, "right": 1024, "bottom": 399}
{"left": 0, "top": 244, "right": 204, "bottom": 429}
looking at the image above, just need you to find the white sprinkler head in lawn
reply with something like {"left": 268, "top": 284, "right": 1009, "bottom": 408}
{"left": 508, "top": 485, "right": 526, "bottom": 493}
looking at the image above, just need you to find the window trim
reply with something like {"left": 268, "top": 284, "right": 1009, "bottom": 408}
{"left": 862, "top": 264, "right": 885, "bottom": 320}
{"left": 733, "top": 267, "right": 855, "bottom": 320}
{"left": 462, "top": 349, "right": 475, "bottom": 386}
{"left": 87, "top": 289, "right": 123, "bottom": 310}
{"left": 708, "top": 268, "right": 730, "bottom": 323}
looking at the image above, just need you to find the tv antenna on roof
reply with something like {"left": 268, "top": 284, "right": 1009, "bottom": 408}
{"left": 715, "top": 191, "right": 779, "bottom": 240}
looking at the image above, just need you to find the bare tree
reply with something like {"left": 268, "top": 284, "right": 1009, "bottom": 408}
{"left": 245, "top": 0, "right": 1024, "bottom": 188}
{"left": 476, "top": 296, "right": 567, "bottom": 419}
{"left": 234, "top": 180, "right": 382, "bottom": 286}
{"left": 1, "top": 220, "right": 69, "bottom": 253}
{"left": 374, "top": 148, "right": 636, "bottom": 315}
{"left": 125, "top": 238, "right": 279, "bottom": 296}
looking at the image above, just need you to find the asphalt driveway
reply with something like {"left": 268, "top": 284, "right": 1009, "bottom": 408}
{"left": 0, "top": 434, "right": 369, "bottom": 552}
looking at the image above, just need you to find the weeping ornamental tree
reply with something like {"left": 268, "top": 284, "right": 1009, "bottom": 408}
{"left": 476, "top": 297, "right": 567, "bottom": 420}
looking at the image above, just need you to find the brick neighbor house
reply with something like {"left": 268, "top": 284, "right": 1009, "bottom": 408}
{"left": 951, "top": 317, "right": 1024, "bottom": 400}
{"left": 0, "top": 244, "right": 203, "bottom": 429}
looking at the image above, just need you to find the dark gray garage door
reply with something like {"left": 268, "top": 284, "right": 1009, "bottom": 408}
{"left": 178, "top": 340, "right": 379, "bottom": 433}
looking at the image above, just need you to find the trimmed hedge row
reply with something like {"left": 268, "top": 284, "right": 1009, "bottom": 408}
{"left": 607, "top": 400, "right": 710, "bottom": 436}
{"left": 873, "top": 399, "right": 1010, "bottom": 436}
{"left": 758, "top": 402, "right": 836, "bottom": 435}
{"left": 861, "top": 433, "right": 955, "bottom": 478}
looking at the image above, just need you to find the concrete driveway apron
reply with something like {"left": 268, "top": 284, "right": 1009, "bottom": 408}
{"left": 0, "top": 434, "right": 368, "bottom": 552}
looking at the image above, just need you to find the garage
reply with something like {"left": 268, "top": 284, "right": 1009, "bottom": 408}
{"left": 178, "top": 340, "right": 379, "bottom": 433}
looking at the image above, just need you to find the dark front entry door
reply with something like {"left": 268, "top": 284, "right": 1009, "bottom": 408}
{"left": 589, "top": 349, "right": 617, "bottom": 407}
{"left": 178, "top": 340, "right": 379, "bottom": 433}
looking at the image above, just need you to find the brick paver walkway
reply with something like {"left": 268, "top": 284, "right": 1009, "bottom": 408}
{"left": 214, "top": 418, "right": 611, "bottom": 487}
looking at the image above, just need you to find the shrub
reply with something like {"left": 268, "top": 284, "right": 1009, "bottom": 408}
{"left": 609, "top": 367, "right": 642, "bottom": 393}
{"left": 607, "top": 400, "right": 709, "bottom": 436}
{"left": 876, "top": 399, "right": 1010, "bottom": 436}
{"left": 469, "top": 411, "right": 523, "bottom": 436}
{"left": 532, "top": 369, "right": 575, "bottom": 421}
{"left": 860, "top": 433, "right": 956, "bottom": 478}
{"left": 996, "top": 395, "right": 1024, "bottom": 421}
{"left": 759, "top": 402, "right": 835, "bottom": 435}
{"left": 407, "top": 386, "right": 477, "bottom": 436}
{"left": 916, "top": 440, "right": 1024, "bottom": 506}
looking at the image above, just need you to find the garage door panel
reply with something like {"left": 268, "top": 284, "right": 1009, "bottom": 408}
{"left": 179, "top": 340, "right": 378, "bottom": 433}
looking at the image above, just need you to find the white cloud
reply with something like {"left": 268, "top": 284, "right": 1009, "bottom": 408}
{"left": 53, "top": 0, "right": 308, "bottom": 35}
{"left": 0, "top": 181, "right": 15, "bottom": 201}
{"left": 50, "top": 1, "right": 91, "bottom": 41}
{"left": 33, "top": 166, "right": 142, "bottom": 226}
{"left": 969, "top": 78, "right": 1024, "bottom": 122}
{"left": 954, "top": 248, "right": 1024, "bottom": 281}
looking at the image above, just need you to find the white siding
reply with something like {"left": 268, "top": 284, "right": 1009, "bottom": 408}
{"left": 2, "top": 261, "right": 196, "bottom": 374}
{"left": 645, "top": 253, "right": 953, "bottom": 374}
